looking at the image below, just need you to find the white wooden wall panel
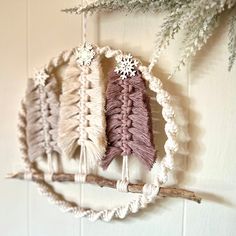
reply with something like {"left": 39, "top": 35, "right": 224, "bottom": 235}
{"left": 184, "top": 23, "right": 236, "bottom": 236}
{"left": 0, "top": 1, "right": 236, "bottom": 236}
{"left": 27, "top": 1, "right": 81, "bottom": 235}
{"left": 0, "top": 1, "right": 28, "bottom": 235}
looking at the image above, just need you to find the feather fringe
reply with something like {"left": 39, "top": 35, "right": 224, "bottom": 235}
{"left": 102, "top": 70, "right": 156, "bottom": 170}
{"left": 25, "top": 75, "right": 61, "bottom": 162}
{"left": 58, "top": 54, "right": 106, "bottom": 172}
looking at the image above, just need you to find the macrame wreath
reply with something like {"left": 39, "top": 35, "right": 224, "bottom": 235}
{"left": 8, "top": 43, "right": 201, "bottom": 222}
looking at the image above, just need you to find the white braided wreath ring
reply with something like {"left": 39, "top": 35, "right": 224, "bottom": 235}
{"left": 18, "top": 46, "right": 179, "bottom": 222}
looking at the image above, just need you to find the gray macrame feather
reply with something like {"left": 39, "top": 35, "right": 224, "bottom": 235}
{"left": 25, "top": 75, "right": 61, "bottom": 161}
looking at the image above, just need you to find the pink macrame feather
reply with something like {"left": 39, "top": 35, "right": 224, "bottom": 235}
{"left": 102, "top": 70, "right": 156, "bottom": 170}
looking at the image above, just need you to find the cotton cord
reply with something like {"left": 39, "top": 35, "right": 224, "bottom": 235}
{"left": 78, "top": 146, "right": 87, "bottom": 174}
{"left": 116, "top": 156, "right": 130, "bottom": 192}
{"left": 47, "top": 152, "right": 55, "bottom": 174}
{"left": 82, "top": 1, "right": 87, "bottom": 44}
{"left": 24, "top": 172, "right": 33, "bottom": 181}
{"left": 44, "top": 173, "right": 53, "bottom": 182}
{"left": 74, "top": 173, "right": 87, "bottom": 183}
{"left": 116, "top": 180, "right": 129, "bottom": 192}
{"left": 121, "top": 155, "right": 129, "bottom": 181}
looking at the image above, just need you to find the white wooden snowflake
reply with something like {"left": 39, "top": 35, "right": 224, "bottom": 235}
{"left": 75, "top": 43, "right": 96, "bottom": 66}
{"left": 115, "top": 54, "right": 139, "bottom": 80}
{"left": 33, "top": 69, "right": 49, "bottom": 86}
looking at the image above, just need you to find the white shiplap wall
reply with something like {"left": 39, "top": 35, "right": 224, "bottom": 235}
{"left": 0, "top": 1, "right": 236, "bottom": 236}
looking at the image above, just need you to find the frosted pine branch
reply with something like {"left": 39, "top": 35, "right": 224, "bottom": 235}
{"left": 62, "top": 0, "right": 236, "bottom": 74}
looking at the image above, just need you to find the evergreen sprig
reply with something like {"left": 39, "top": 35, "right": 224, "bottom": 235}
{"left": 63, "top": 0, "right": 236, "bottom": 74}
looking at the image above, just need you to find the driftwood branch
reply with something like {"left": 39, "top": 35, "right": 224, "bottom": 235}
{"left": 7, "top": 172, "right": 201, "bottom": 203}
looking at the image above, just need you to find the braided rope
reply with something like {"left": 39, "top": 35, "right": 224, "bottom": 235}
{"left": 18, "top": 45, "right": 178, "bottom": 221}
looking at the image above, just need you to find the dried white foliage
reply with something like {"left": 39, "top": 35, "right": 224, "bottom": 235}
{"left": 63, "top": 0, "right": 236, "bottom": 74}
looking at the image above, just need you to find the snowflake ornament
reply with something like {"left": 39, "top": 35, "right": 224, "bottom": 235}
{"left": 115, "top": 54, "right": 139, "bottom": 80}
{"left": 75, "top": 43, "right": 96, "bottom": 66}
{"left": 33, "top": 69, "right": 49, "bottom": 86}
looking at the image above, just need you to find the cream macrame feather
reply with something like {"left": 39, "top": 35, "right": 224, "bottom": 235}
{"left": 25, "top": 75, "right": 61, "bottom": 162}
{"left": 58, "top": 53, "right": 106, "bottom": 173}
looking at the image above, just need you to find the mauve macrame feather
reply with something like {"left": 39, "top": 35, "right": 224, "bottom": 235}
{"left": 25, "top": 76, "right": 60, "bottom": 161}
{"left": 58, "top": 55, "right": 106, "bottom": 171}
{"left": 102, "top": 70, "right": 156, "bottom": 170}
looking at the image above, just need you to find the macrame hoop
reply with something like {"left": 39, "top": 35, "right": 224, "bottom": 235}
{"left": 18, "top": 46, "right": 178, "bottom": 221}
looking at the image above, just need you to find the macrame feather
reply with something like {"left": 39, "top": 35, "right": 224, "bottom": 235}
{"left": 25, "top": 75, "right": 60, "bottom": 161}
{"left": 58, "top": 54, "right": 106, "bottom": 171}
{"left": 102, "top": 70, "right": 156, "bottom": 170}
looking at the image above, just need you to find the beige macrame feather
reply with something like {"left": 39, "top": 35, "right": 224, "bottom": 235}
{"left": 25, "top": 75, "right": 60, "bottom": 162}
{"left": 58, "top": 53, "right": 106, "bottom": 172}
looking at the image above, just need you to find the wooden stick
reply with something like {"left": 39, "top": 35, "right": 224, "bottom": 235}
{"left": 7, "top": 172, "right": 201, "bottom": 203}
